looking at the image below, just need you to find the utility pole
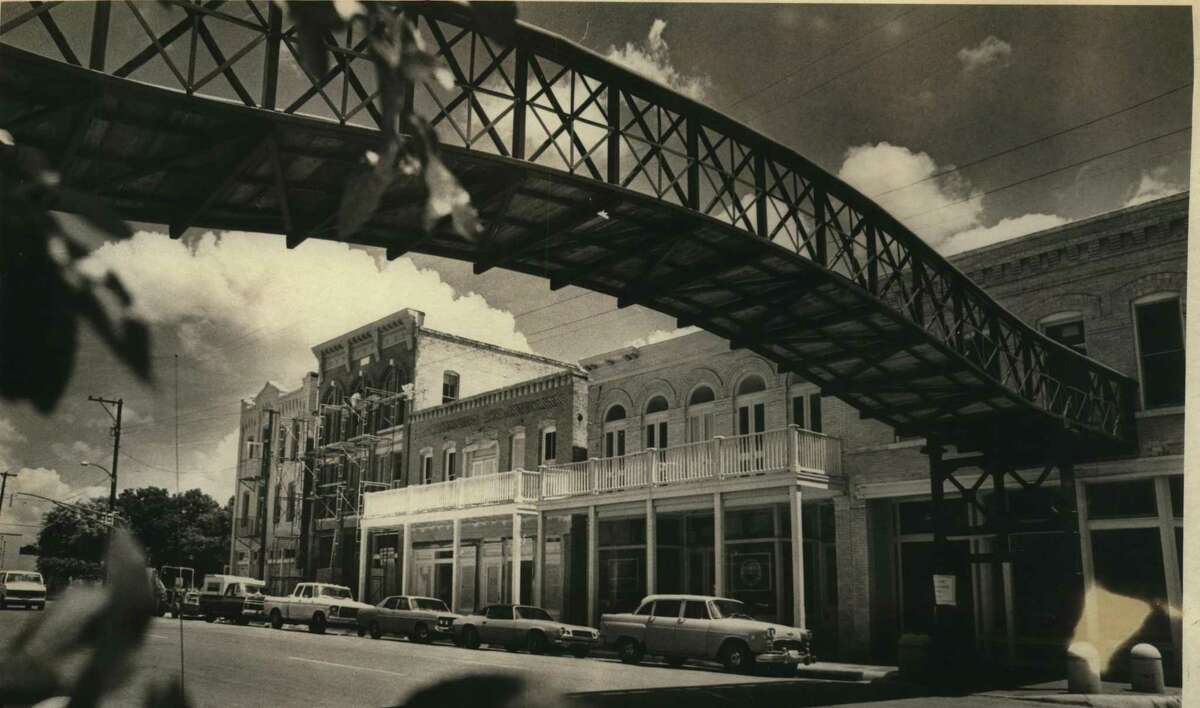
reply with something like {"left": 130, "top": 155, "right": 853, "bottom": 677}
{"left": 258, "top": 409, "right": 277, "bottom": 581}
{"left": 0, "top": 470, "right": 17, "bottom": 522}
{"left": 87, "top": 396, "right": 123, "bottom": 511}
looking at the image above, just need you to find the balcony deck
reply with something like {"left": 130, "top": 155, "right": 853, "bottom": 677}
{"left": 361, "top": 427, "right": 840, "bottom": 523}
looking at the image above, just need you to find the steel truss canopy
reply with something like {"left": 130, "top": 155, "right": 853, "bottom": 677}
{"left": 0, "top": 1, "right": 1137, "bottom": 460}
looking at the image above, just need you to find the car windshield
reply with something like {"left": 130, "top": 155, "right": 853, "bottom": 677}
{"left": 6, "top": 573, "right": 42, "bottom": 584}
{"left": 710, "top": 600, "right": 754, "bottom": 620}
{"left": 515, "top": 606, "right": 552, "bottom": 621}
{"left": 319, "top": 586, "right": 352, "bottom": 599}
{"left": 413, "top": 598, "right": 448, "bottom": 612}
{"left": 246, "top": 585, "right": 264, "bottom": 594}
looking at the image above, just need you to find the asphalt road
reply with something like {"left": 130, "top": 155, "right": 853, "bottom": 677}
{"left": 2, "top": 607, "right": 1049, "bottom": 708}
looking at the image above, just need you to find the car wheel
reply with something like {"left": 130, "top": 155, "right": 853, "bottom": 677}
{"left": 461, "top": 626, "right": 481, "bottom": 650}
{"left": 270, "top": 609, "right": 284, "bottom": 630}
{"left": 36, "top": 603, "right": 46, "bottom": 611}
{"left": 370, "top": 622, "right": 382, "bottom": 640}
{"left": 310, "top": 613, "right": 326, "bottom": 634}
{"left": 204, "top": 613, "right": 216, "bottom": 623}
{"left": 570, "top": 648, "right": 590, "bottom": 659}
{"left": 235, "top": 616, "right": 249, "bottom": 626}
{"left": 412, "top": 623, "right": 431, "bottom": 644}
{"left": 719, "top": 641, "right": 753, "bottom": 674}
{"left": 617, "top": 638, "right": 644, "bottom": 665}
{"left": 357, "top": 625, "right": 366, "bottom": 637}
{"left": 526, "top": 631, "right": 548, "bottom": 655}
{"left": 665, "top": 656, "right": 686, "bottom": 668}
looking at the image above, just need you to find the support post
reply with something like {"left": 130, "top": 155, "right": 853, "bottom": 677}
{"left": 789, "top": 485, "right": 806, "bottom": 628}
{"left": 713, "top": 492, "right": 725, "bottom": 596}
{"left": 261, "top": 3, "right": 283, "bottom": 109}
{"left": 88, "top": 1, "right": 112, "bottom": 71}
{"left": 511, "top": 511, "right": 522, "bottom": 604}
{"left": 587, "top": 505, "right": 598, "bottom": 626}
{"left": 357, "top": 525, "right": 371, "bottom": 602}
{"left": 451, "top": 518, "right": 461, "bottom": 613}
{"left": 645, "top": 499, "right": 656, "bottom": 596}
{"left": 400, "top": 523, "right": 412, "bottom": 594}
{"left": 533, "top": 511, "right": 544, "bottom": 606}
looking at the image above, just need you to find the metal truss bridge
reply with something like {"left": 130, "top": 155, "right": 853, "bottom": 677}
{"left": 1, "top": 1, "right": 1138, "bottom": 463}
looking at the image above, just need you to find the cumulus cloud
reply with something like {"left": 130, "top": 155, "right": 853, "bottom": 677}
{"left": 50, "top": 440, "right": 108, "bottom": 465}
{"left": 1123, "top": 167, "right": 1185, "bottom": 207}
{"left": 0, "top": 417, "right": 27, "bottom": 468}
{"left": 4, "top": 467, "right": 109, "bottom": 548}
{"left": 940, "top": 213, "right": 1069, "bottom": 256}
{"left": 606, "top": 19, "right": 711, "bottom": 101}
{"left": 179, "top": 427, "right": 241, "bottom": 504}
{"left": 624, "top": 326, "right": 701, "bottom": 349}
{"left": 79, "top": 231, "right": 532, "bottom": 384}
{"left": 958, "top": 36, "right": 1012, "bottom": 72}
{"left": 837, "top": 142, "right": 984, "bottom": 243}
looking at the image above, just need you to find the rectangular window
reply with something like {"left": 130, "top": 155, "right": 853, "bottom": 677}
{"left": 540, "top": 428, "right": 557, "bottom": 464}
{"left": 792, "top": 395, "right": 806, "bottom": 429}
{"left": 1084, "top": 479, "right": 1157, "bottom": 519}
{"left": 687, "top": 411, "right": 713, "bottom": 442}
{"left": 442, "top": 371, "right": 460, "bottom": 404}
{"left": 507, "top": 432, "right": 525, "bottom": 471}
{"left": 421, "top": 454, "right": 433, "bottom": 485}
{"left": 604, "top": 429, "right": 625, "bottom": 458}
{"left": 652, "top": 598, "right": 681, "bottom": 617}
{"left": 1043, "top": 318, "right": 1087, "bottom": 355}
{"left": 809, "top": 396, "right": 822, "bottom": 433}
{"left": 286, "top": 482, "right": 296, "bottom": 522}
{"left": 444, "top": 449, "right": 457, "bottom": 480}
{"left": 1135, "top": 297, "right": 1185, "bottom": 408}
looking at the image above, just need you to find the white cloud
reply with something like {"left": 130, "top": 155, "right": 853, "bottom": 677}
{"left": 179, "top": 427, "right": 240, "bottom": 504}
{"left": 1123, "top": 167, "right": 1185, "bottom": 207}
{"left": 606, "top": 19, "right": 711, "bottom": 101}
{"left": 958, "top": 36, "right": 1012, "bottom": 72}
{"left": 4, "top": 467, "right": 109, "bottom": 548}
{"left": 940, "top": 213, "right": 1069, "bottom": 256}
{"left": 49, "top": 440, "right": 108, "bottom": 465}
{"left": 837, "top": 142, "right": 984, "bottom": 243}
{"left": 0, "top": 416, "right": 27, "bottom": 468}
{"left": 79, "top": 231, "right": 532, "bottom": 384}
{"left": 624, "top": 326, "right": 701, "bottom": 349}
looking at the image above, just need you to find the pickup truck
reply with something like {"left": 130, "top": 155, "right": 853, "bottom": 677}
{"left": 198, "top": 574, "right": 266, "bottom": 625}
{"left": 0, "top": 570, "right": 47, "bottom": 610}
{"left": 263, "top": 582, "right": 373, "bottom": 634}
{"left": 356, "top": 595, "right": 461, "bottom": 642}
{"left": 600, "top": 593, "right": 814, "bottom": 673}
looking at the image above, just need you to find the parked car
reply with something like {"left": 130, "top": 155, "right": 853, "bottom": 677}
{"left": 452, "top": 604, "right": 600, "bottom": 657}
{"left": 158, "top": 566, "right": 204, "bottom": 619}
{"left": 198, "top": 574, "right": 266, "bottom": 625}
{"left": 0, "top": 570, "right": 46, "bottom": 610}
{"left": 356, "top": 595, "right": 461, "bottom": 642}
{"left": 599, "top": 594, "right": 814, "bottom": 673}
{"left": 263, "top": 582, "right": 373, "bottom": 634}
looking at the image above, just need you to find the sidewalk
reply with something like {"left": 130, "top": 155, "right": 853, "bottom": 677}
{"left": 982, "top": 678, "right": 1182, "bottom": 708}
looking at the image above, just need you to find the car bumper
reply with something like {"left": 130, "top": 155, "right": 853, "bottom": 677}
{"left": 3, "top": 597, "right": 45, "bottom": 606}
{"left": 550, "top": 636, "right": 599, "bottom": 649}
{"left": 755, "top": 649, "right": 815, "bottom": 665}
{"left": 327, "top": 616, "right": 360, "bottom": 627}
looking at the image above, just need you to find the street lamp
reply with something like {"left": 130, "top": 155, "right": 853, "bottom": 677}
{"left": 80, "top": 461, "right": 116, "bottom": 511}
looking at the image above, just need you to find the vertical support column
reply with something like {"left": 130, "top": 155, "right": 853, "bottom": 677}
{"left": 607, "top": 85, "right": 621, "bottom": 185}
{"left": 686, "top": 119, "right": 700, "bottom": 210}
{"left": 773, "top": 505, "right": 785, "bottom": 624}
{"left": 511, "top": 512, "right": 523, "bottom": 605}
{"left": 713, "top": 492, "right": 725, "bottom": 596}
{"left": 812, "top": 187, "right": 827, "bottom": 267}
{"left": 645, "top": 499, "right": 656, "bottom": 596}
{"left": 261, "top": 2, "right": 283, "bottom": 109}
{"left": 865, "top": 224, "right": 879, "bottom": 293}
{"left": 451, "top": 518, "right": 462, "bottom": 613}
{"left": 789, "top": 485, "right": 806, "bottom": 629}
{"left": 1075, "top": 478, "right": 1100, "bottom": 642}
{"left": 357, "top": 524, "right": 371, "bottom": 603}
{"left": 400, "top": 523, "right": 412, "bottom": 594}
{"left": 990, "top": 456, "right": 1014, "bottom": 664}
{"left": 587, "top": 505, "right": 598, "bottom": 626}
{"left": 511, "top": 48, "right": 528, "bottom": 160}
{"left": 1155, "top": 477, "right": 1183, "bottom": 655}
{"left": 88, "top": 1, "right": 112, "bottom": 71}
{"left": 754, "top": 153, "right": 768, "bottom": 238}
{"left": 533, "top": 511, "right": 545, "bottom": 606}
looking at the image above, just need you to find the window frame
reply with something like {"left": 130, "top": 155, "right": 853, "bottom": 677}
{"left": 1131, "top": 293, "right": 1185, "bottom": 409}
{"left": 442, "top": 371, "right": 460, "bottom": 404}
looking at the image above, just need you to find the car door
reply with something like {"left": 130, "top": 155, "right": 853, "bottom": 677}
{"left": 295, "top": 585, "right": 314, "bottom": 620}
{"left": 673, "top": 600, "right": 713, "bottom": 657}
{"left": 644, "top": 599, "right": 681, "bottom": 655}
{"left": 481, "top": 605, "right": 514, "bottom": 645}
{"left": 392, "top": 597, "right": 416, "bottom": 635}
{"left": 223, "top": 583, "right": 242, "bottom": 616}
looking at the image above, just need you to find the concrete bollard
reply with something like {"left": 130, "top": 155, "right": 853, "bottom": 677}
{"left": 1129, "top": 643, "right": 1165, "bottom": 694}
{"left": 1066, "top": 642, "right": 1102, "bottom": 694}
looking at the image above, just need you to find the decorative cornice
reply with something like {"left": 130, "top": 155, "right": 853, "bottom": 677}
{"left": 411, "top": 371, "right": 584, "bottom": 423}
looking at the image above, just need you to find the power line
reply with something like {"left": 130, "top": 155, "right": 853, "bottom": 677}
{"left": 749, "top": 8, "right": 969, "bottom": 123}
{"left": 869, "top": 82, "right": 1193, "bottom": 201}
{"left": 722, "top": 6, "right": 922, "bottom": 112}
{"left": 900, "top": 125, "right": 1192, "bottom": 225}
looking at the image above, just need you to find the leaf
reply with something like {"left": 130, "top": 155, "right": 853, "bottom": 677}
{"left": 422, "top": 156, "right": 479, "bottom": 239}
{"left": 338, "top": 164, "right": 395, "bottom": 239}
{"left": 281, "top": 1, "right": 345, "bottom": 77}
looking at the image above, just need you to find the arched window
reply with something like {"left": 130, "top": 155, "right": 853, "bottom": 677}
{"left": 687, "top": 385, "right": 716, "bottom": 442}
{"left": 734, "top": 375, "right": 767, "bottom": 436}
{"left": 603, "top": 404, "right": 627, "bottom": 458}
{"left": 644, "top": 396, "right": 669, "bottom": 449}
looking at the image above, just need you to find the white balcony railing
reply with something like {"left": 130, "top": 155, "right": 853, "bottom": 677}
{"left": 363, "top": 469, "right": 541, "bottom": 519}
{"left": 542, "top": 426, "right": 840, "bottom": 500}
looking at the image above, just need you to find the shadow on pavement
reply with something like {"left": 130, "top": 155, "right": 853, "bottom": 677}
{"left": 567, "top": 676, "right": 928, "bottom": 708}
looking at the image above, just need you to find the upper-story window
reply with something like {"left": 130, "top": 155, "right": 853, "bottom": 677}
{"left": 442, "top": 371, "right": 460, "bottom": 404}
{"left": 421, "top": 451, "right": 434, "bottom": 485}
{"left": 686, "top": 385, "right": 716, "bottom": 442}
{"left": 246, "top": 436, "right": 256, "bottom": 460}
{"left": 286, "top": 481, "right": 296, "bottom": 522}
{"left": 273, "top": 483, "right": 282, "bottom": 524}
{"left": 506, "top": 428, "right": 526, "bottom": 471}
{"left": 603, "top": 404, "right": 627, "bottom": 458}
{"left": 465, "top": 442, "right": 498, "bottom": 477}
{"left": 240, "top": 491, "right": 250, "bottom": 522}
{"left": 790, "top": 385, "right": 822, "bottom": 433}
{"left": 644, "top": 396, "right": 669, "bottom": 449}
{"left": 735, "top": 375, "right": 767, "bottom": 436}
{"left": 539, "top": 425, "right": 558, "bottom": 465}
{"left": 1039, "top": 311, "right": 1087, "bottom": 355}
{"left": 359, "top": 355, "right": 371, "bottom": 367}
{"left": 1133, "top": 294, "right": 1185, "bottom": 408}
{"left": 443, "top": 445, "right": 458, "bottom": 481}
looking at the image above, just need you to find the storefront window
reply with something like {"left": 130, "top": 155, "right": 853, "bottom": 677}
{"left": 599, "top": 517, "right": 646, "bottom": 546}
{"left": 726, "top": 508, "right": 774, "bottom": 540}
{"left": 896, "top": 498, "right": 968, "bottom": 535}
{"left": 1085, "top": 479, "right": 1157, "bottom": 519}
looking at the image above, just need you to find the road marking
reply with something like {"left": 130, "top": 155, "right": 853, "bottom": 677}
{"left": 288, "top": 656, "right": 409, "bottom": 678}
{"left": 146, "top": 633, "right": 170, "bottom": 639}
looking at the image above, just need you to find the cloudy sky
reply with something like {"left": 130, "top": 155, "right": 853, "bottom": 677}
{"left": 0, "top": 3, "right": 1192, "bottom": 561}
